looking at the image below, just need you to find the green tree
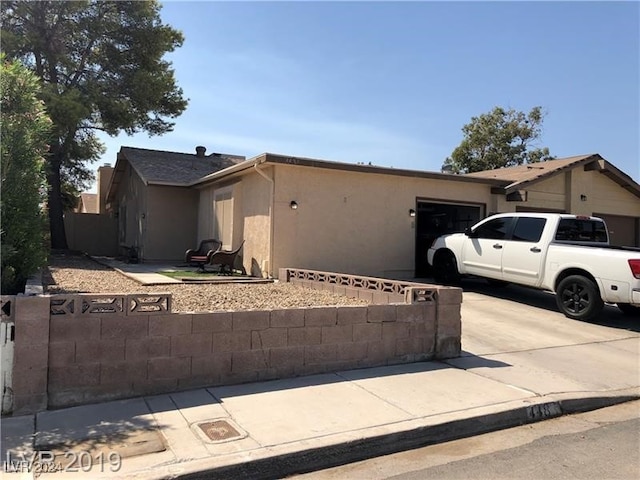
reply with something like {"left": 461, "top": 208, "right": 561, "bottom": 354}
{"left": 0, "top": 1, "right": 188, "bottom": 249}
{"left": 442, "top": 106, "right": 554, "bottom": 174}
{"left": 1, "top": 55, "right": 51, "bottom": 294}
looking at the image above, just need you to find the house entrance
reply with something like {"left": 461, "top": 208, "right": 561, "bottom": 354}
{"left": 414, "top": 200, "right": 483, "bottom": 277}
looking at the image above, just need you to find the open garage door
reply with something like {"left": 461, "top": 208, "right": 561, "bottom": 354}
{"left": 415, "top": 201, "right": 483, "bottom": 277}
{"left": 594, "top": 213, "right": 639, "bottom": 247}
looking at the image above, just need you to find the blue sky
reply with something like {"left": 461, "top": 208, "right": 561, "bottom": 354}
{"left": 94, "top": 1, "right": 640, "bottom": 188}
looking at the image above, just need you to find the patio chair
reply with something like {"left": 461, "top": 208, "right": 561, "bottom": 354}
{"left": 185, "top": 239, "right": 222, "bottom": 271}
{"left": 208, "top": 240, "right": 245, "bottom": 274}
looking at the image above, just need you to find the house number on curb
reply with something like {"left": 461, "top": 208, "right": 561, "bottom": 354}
{"left": 526, "top": 403, "right": 560, "bottom": 420}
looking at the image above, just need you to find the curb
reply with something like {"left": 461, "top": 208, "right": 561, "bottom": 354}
{"left": 170, "top": 390, "right": 639, "bottom": 480}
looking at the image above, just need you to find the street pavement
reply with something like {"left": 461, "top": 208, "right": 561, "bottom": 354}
{"left": 2, "top": 279, "right": 638, "bottom": 479}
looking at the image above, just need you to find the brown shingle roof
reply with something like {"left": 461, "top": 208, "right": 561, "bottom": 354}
{"left": 118, "top": 146, "right": 245, "bottom": 185}
{"left": 465, "top": 155, "right": 598, "bottom": 184}
{"left": 465, "top": 154, "right": 640, "bottom": 198}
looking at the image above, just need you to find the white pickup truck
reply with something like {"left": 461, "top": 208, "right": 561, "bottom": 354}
{"left": 427, "top": 212, "right": 640, "bottom": 321}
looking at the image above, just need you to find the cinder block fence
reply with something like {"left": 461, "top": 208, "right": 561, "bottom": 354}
{"left": 2, "top": 270, "right": 462, "bottom": 414}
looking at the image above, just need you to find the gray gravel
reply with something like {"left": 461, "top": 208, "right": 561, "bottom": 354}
{"left": 44, "top": 253, "right": 369, "bottom": 312}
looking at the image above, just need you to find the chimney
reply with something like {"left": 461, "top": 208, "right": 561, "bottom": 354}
{"left": 195, "top": 146, "right": 206, "bottom": 158}
{"left": 97, "top": 164, "right": 114, "bottom": 214}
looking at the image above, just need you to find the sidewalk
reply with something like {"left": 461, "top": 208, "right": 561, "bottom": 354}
{"left": 2, "top": 336, "right": 639, "bottom": 479}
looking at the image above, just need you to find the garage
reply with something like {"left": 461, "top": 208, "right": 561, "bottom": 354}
{"left": 594, "top": 213, "right": 640, "bottom": 247}
{"left": 415, "top": 200, "right": 484, "bottom": 276}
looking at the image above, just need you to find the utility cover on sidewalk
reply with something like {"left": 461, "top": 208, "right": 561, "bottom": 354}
{"left": 191, "top": 418, "right": 247, "bottom": 444}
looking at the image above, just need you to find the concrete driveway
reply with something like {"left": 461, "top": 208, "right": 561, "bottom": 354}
{"left": 450, "top": 278, "right": 639, "bottom": 397}
{"left": 458, "top": 278, "right": 639, "bottom": 354}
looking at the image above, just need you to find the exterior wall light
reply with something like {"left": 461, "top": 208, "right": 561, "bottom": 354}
{"left": 290, "top": 201, "right": 298, "bottom": 210}
{"left": 580, "top": 194, "right": 587, "bottom": 201}
{"left": 409, "top": 209, "right": 416, "bottom": 217}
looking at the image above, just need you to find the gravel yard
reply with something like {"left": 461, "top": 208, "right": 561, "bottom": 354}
{"left": 44, "top": 253, "right": 369, "bottom": 312}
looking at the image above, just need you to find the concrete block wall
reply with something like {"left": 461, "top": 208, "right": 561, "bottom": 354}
{"left": 7, "top": 278, "right": 462, "bottom": 413}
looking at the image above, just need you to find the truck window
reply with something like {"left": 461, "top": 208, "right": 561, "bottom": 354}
{"left": 511, "top": 217, "right": 546, "bottom": 242}
{"left": 555, "top": 219, "right": 608, "bottom": 243}
{"left": 473, "top": 217, "right": 513, "bottom": 240}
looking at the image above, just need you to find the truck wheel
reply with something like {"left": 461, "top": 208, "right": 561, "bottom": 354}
{"left": 555, "top": 275, "right": 604, "bottom": 321}
{"left": 433, "top": 251, "right": 460, "bottom": 286}
{"left": 617, "top": 303, "right": 640, "bottom": 317}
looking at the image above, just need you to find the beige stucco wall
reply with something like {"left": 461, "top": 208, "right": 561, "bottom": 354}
{"left": 241, "top": 168, "right": 273, "bottom": 277}
{"left": 197, "top": 171, "right": 272, "bottom": 277}
{"left": 145, "top": 185, "right": 198, "bottom": 261}
{"left": 497, "top": 168, "right": 640, "bottom": 217}
{"left": 270, "top": 165, "right": 491, "bottom": 279}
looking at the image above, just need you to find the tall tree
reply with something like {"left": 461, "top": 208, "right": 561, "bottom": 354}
{"left": 442, "top": 106, "right": 554, "bottom": 174}
{"left": 1, "top": 55, "right": 51, "bottom": 294}
{"left": 0, "top": 1, "right": 188, "bottom": 248}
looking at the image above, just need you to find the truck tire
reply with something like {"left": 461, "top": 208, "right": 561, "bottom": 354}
{"left": 433, "top": 251, "right": 460, "bottom": 286}
{"left": 555, "top": 275, "right": 604, "bottom": 321}
{"left": 617, "top": 303, "right": 640, "bottom": 317}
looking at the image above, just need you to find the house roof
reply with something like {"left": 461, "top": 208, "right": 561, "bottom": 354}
{"left": 106, "top": 146, "right": 245, "bottom": 202}
{"left": 465, "top": 154, "right": 640, "bottom": 198}
{"left": 194, "top": 152, "right": 508, "bottom": 188}
{"left": 78, "top": 193, "right": 98, "bottom": 213}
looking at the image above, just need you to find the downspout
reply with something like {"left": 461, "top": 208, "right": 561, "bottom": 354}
{"left": 254, "top": 161, "right": 275, "bottom": 278}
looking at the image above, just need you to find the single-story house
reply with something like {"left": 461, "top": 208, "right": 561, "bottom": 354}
{"left": 102, "top": 148, "right": 640, "bottom": 279}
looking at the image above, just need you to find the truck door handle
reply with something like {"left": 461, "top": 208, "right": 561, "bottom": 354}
{"left": 530, "top": 247, "right": 541, "bottom": 253}
{"left": 493, "top": 244, "right": 503, "bottom": 249}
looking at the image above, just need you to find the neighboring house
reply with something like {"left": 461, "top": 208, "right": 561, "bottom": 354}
{"left": 75, "top": 193, "right": 98, "bottom": 213}
{"left": 101, "top": 148, "right": 640, "bottom": 279}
